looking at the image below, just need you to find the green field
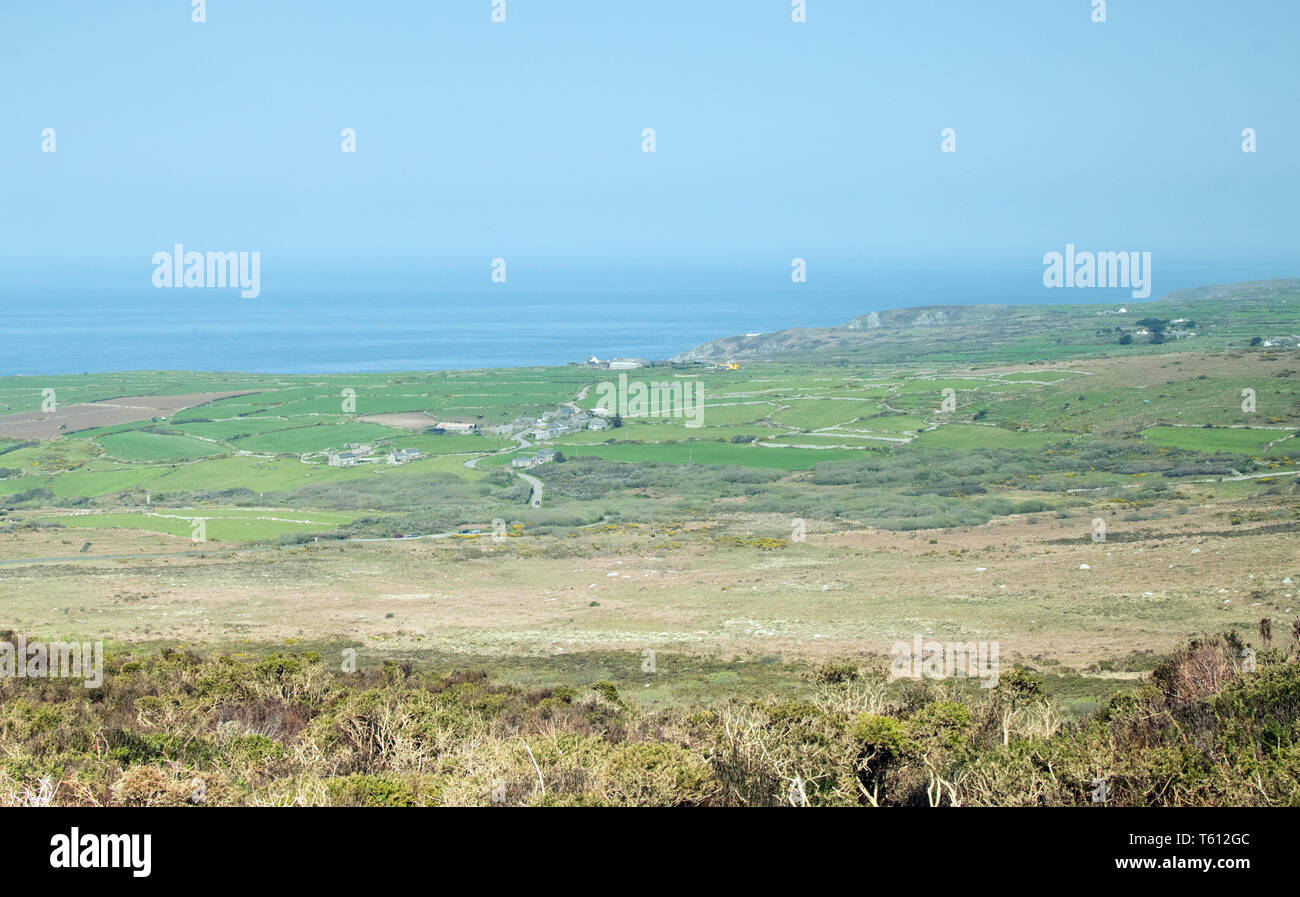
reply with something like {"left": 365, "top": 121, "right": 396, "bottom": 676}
{"left": 910, "top": 425, "right": 1061, "bottom": 450}
{"left": 1141, "top": 425, "right": 1294, "bottom": 455}
{"left": 231, "top": 422, "right": 409, "bottom": 454}
{"left": 3, "top": 292, "right": 1299, "bottom": 551}
{"left": 530, "top": 441, "right": 865, "bottom": 469}
{"left": 172, "top": 418, "right": 301, "bottom": 441}
{"left": 97, "top": 430, "right": 227, "bottom": 461}
{"left": 49, "top": 507, "right": 357, "bottom": 541}
{"left": 389, "top": 433, "right": 502, "bottom": 455}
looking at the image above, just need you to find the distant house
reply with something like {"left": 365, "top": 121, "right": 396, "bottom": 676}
{"left": 328, "top": 451, "right": 357, "bottom": 468}
{"left": 432, "top": 420, "right": 476, "bottom": 434}
{"left": 513, "top": 449, "right": 557, "bottom": 469}
{"left": 386, "top": 447, "right": 422, "bottom": 465}
{"left": 587, "top": 419, "right": 610, "bottom": 431}
{"left": 608, "top": 358, "right": 643, "bottom": 370}
{"left": 1262, "top": 335, "right": 1300, "bottom": 348}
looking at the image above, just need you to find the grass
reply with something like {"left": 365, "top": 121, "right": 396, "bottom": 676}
{"left": 3, "top": 289, "right": 1299, "bottom": 808}
{"left": 231, "top": 422, "right": 409, "bottom": 454}
{"left": 509, "top": 442, "right": 866, "bottom": 469}
{"left": 171, "top": 418, "right": 302, "bottom": 441}
{"left": 50, "top": 508, "right": 357, "bottom": 541}
{"left": 910, "top": 425, "right": 1060, "bottom": 450}
{"left": 1142, "top": 425, "right": 1294, "bottom": 455}
{"left": 769, "top": 399, "right": 881, "bottom": 430}
{"left": 97, "top": 431, "right": 227, "bottom": 461}
{"left": 389, "top": 434, "right": 501, "bottom": 455}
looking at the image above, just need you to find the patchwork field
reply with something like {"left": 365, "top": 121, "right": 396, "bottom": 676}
{"left": 0, "top": 391, "right": 252, "bottom": 440}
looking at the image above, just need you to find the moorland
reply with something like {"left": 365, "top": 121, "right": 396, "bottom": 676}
{"left": 1, "top": 280, "right": 1297, "bottom": 805}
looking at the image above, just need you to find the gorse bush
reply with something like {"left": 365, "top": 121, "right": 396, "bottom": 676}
{"left": 0, "top": 635, "right": 1295, "bottom": 806}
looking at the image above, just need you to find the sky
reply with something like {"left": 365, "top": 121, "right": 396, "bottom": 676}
{"left": 1, "top": 0, "right": 1297, "bottom": 288}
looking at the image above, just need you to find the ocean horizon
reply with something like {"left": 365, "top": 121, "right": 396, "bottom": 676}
{"left": 3, "top": 262, "right": 1292, "bottom": 376}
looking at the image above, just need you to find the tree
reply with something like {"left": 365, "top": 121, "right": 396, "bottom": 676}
{"left": 1117, "top": 333, "right": 1133, "bottom": 345}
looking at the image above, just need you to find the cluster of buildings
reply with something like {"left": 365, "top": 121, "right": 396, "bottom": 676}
{"left": 1259, "top": 335, "right": 1300, "bottom": 348}
{"left": 493, "top": 404, "right": 612, "bottom": 442}
{"left": 512, "top": 448, "right": 557, "bottom": 469}
{"left": 325, "top": 443, "right": 423, "bottom": 467}
{"left": 386, "top": 446, "right": 422, "bottom": 464}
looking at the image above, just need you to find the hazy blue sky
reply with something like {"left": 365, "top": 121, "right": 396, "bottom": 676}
{"left": 2, "top": 0, "right": 1297, "bottom": 285}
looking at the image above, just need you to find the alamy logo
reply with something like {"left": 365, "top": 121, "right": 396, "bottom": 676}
{"left": 594, "top": 373, "right": 705, "bottom": 427}
{"left": 152, "top": 244, "right": 261, "bottom": 298}
{"left": 1, "top": 637, "right": 103, "bottom": 688}
{"left": 1241, "top": 387, "right": 1256, "bottom": 413}
{"left": 50, "top": 828, "right": 151, "bottom": 878}
{"left": 1042, "top": 244, "right": 1151, "bottom": 299}
{"left": 890, "top": 634, "right": 1000, "bottom": 688}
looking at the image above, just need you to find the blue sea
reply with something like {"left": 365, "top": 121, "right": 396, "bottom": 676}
{"left": 2, "top": 263, "right": 1290, "bottom": 376}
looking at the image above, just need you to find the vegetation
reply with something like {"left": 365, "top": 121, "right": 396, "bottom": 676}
{"left": 1, "top": 634, "right": 1295, "bottom": 806}
{"left": 2, "top": 283, "right": 1297, "bottom": 809}
{"left": 3, "top": 341, "right": 1294, "bottom": 542}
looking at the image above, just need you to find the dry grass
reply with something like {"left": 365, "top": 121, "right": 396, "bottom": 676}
{"left": 0, "top": 495, "right": 1294, "bottom": 686}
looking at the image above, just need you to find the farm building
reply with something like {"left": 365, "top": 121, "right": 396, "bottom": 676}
{"left": 386, "top": 447, "right": 422, "bottom": 465}
{"left": 511, "top": 449, "right": 557, "bottom": 469}
{"left": 431, "top": 420, "right": 477, "bottom": 434}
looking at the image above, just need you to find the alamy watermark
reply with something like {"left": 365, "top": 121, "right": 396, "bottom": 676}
{"left": 152, "top": 244, "right": 261, "bottom": 298}
{"left": 50, "top": 828, "right": 151, "bottom": 878}
{"left": 594, "top": 372, "right": 705, "bottom": 428}
{"left": 1, "top": 637, "right": 104, "bottom": 688}
{"left": 889, "top": 634, "right": 1000, "bottom": 688}
{"left": 1042, "top": 244, "right": 1151, "bottom": 299}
